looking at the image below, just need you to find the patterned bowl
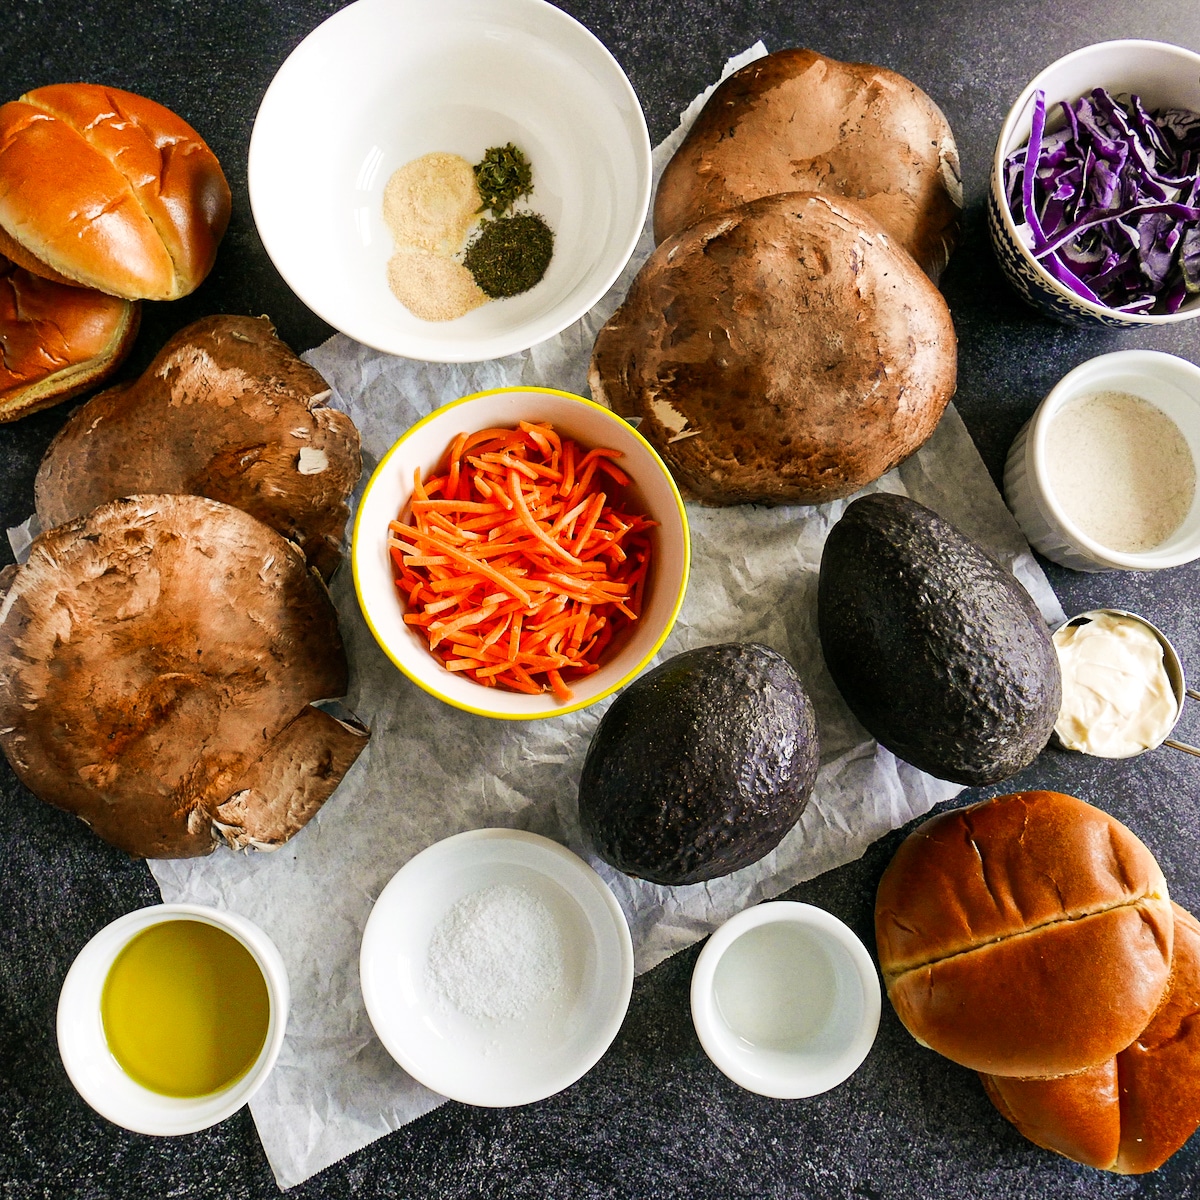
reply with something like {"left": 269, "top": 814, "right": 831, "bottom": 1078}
{"left": 990, "top": 40, "right": 1200, "bottom": 327}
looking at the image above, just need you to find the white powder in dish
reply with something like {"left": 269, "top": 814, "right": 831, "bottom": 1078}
{"left": 386, "top": 245, "right": 486, "bottom": 322}
{"left": 1043, "top": 389, "right": 1196, "bottom": 553}
{"left": 425, "top": 883, "right": 564, "bottom": 1022}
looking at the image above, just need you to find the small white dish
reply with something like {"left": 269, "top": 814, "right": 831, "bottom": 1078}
{"left": 690, "top": 901, "right": 880, "bottom": 1099}
{"left": 989, "top": 39, "right": 1200, "bottom": 327}
{"left": 56, "top": 904, "right": 289, "bottom": 1136}
{"left": 351, "top": 386, "right": 690, "bottom": 720}
{"left": 248, "top": 0, "right": 651, "bottom": 362}
{"left": 360, "top": 828, "right": 634, "bottom": 1107}
{"left": 1003, "top": 349, "right": 1200, "bottom": 571}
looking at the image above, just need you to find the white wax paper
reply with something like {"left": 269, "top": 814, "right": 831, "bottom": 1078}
{"left": 144, "top": 43, "right": 1064, "bottom": 1191}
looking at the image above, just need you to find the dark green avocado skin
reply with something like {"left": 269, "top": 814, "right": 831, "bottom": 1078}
{"left": 817, "top": 493, "right": 1061, "bottom": 787}
{"left": 578, "top": 642, "right": 819, "bottom": 886}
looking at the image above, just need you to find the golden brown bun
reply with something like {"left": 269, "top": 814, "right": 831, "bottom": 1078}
{"left": 981, "top": 1063, "right": 1120, "bottom": 1170}
{"left": 590, "top": 191, "right": 956, "bottom": 506}
{"left": 0, "top": 84, "right": 231, "bottom": 300}
{"left": 981, "top": 903, "right": 1200, "bottom": 1174}
{"left": 876, "top": 791, "right": 1173, "bottom": 1077}
{"left": 653, "top": 48, "right": 962, "bottom": 280}
{"left": 0, "top": 254, "right": 138, "bottom": 422}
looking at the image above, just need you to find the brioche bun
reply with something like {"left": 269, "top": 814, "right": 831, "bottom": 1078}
{"left": 981, "top": 902, "right": 1200, "bottom": 1174}
{"left": 0, "top": 84, "right": 230, "bottom": 300}
{"left": 875, "top": 791, "right": 1173, "bottom": 1077}
{"left": 0, "top": 254, "right": 138, "bottom": 422}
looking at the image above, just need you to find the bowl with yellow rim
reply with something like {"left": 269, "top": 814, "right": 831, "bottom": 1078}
{"left": 351, "top": 386, "right": 690, "bottom": 719}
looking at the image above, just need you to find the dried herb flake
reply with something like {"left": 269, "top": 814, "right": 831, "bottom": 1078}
{"left": 474, "top": 144, "right": 534, "bottom": 218}
{"left": 463, "top": 214, "right": 554, "bottom": 298}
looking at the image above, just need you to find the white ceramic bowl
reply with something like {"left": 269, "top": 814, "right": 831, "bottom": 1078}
{"left": 690, "top": 901, "right": 881, "bottom": 1100}
{"left": 248, "top": 0, "right": 651, "bottom": 362}
{"left": 1003, "top": 350, "right": 1200, "bottom": 571}
{"left": 989, "top": 39, "right": 1200, "bottom": 327}
{"left": 360, "top": 828, "right": 633, "bottom": 1106}
{"left": 352, "top": 386, "right": 690, "bottom": 719}
{"left": 56, "top": 904, "right": 289, "bottom": 1136}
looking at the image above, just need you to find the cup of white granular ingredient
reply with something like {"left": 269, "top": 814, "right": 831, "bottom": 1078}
{"left": 1004, "top": 349, "right": 1200, "bottom": 571}
{"left": 360, "top": 828, "right": 633, "bottom": 1106}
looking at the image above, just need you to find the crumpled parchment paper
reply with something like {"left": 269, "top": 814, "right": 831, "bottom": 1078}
{"left": 140, "top": 42, "right": 1062, "bottom": 1190}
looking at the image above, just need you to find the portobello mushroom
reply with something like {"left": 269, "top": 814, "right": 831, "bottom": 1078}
{"left": 0, "top": 493, "right": 368, "bottom": 858}
{"left": 654, "top": 47, "right": 962, "bottom": 281}
{"left": 591, "top": 191, "right": 956, "bottom": 506}
{"left": 34, "top": 314, "right": 360, "bottom": 579}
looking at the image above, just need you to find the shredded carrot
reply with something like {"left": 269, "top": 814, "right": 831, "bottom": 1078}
{"left": 389, "top": 421, "right": 656, "bottom": 702}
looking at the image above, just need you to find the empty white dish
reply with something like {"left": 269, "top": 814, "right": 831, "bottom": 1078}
{"left": 690, "top": 901, "right": 880, "bottom": 1099}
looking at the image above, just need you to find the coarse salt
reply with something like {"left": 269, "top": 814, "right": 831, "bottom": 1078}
{"left": 425, "top": 883, "right": 565, "bottom": 1022}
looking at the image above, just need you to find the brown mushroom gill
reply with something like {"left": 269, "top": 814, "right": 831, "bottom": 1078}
{"left": 0, "top": 493, "right": 367, "bottom": 858}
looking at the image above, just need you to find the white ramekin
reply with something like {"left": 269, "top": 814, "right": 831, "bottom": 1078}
{"left": 57, "top": 903, "right": 289, "bottom": 1135}
{"left": 1003, "top": 350, "right": 1200, "bottom": 571}
{"left": 690, "top": 901, "right": 880, "bottom": 1099}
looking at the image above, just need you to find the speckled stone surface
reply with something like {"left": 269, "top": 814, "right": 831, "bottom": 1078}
{"left": 2, "top": 1, "right": 1200, "bottom": 1197}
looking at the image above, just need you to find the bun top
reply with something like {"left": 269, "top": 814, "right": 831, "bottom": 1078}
{"left": 876, "top": 790, "right": 1167, "bottom": 978}
{"left": 0, "top": 84, "right": 231, "bottom": 300}
{"left": 876, "top": 790, "right": 1174, "bottom": 1077}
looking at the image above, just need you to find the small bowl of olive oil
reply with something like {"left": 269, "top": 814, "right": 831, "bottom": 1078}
{"left": 57, "top": 904, "right": 289, "bottom": 1135}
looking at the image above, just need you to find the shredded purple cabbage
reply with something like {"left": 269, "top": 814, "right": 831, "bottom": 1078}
{"left": 1004, "top": 87, "right": 1200, "bottom": 313}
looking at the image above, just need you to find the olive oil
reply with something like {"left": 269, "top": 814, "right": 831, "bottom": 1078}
{"left": 101, "top": 919, "right": 270, "bottom": 1097}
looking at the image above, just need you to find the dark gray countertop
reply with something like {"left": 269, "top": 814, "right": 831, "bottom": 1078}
{"left": 2, "top": 1, "right": 1199, "bottom": 1197}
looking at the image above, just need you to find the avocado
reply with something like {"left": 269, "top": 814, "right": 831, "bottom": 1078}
{"left": 578, "top": 642, "right": 819, "bottom": 886}
{"left": 817, "top": 493, "right": 1061, "bottom": 786}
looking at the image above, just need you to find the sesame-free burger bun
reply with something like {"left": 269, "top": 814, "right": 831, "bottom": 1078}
{"left": 981, "top": 903, "right": 1200, "bottom": 1174}
{"left": 0, "top": 254, "right": 138, "bottom": 422}
{"left": 875, "top": 791, "right": 1174, "bottom": 1078}
{"left": 0, "top": 84, "right": 231, "bottom": 301}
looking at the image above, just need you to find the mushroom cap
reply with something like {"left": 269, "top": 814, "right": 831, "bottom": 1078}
{"left": 590, "top": 191, "right": 956, "bottom": 506}
{"left": 652, "top": 48, "right": 962, "bottom": 281}
{"left": 34, "top": 314, "right": 361, "bottom": 579}
{"left": 0, "top": 493, "right": 367, "bottom": 858}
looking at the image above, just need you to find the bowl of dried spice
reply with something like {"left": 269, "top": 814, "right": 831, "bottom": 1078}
{"left": 249, "top": 0, "right": 652, "bottom": 362}
{"left": 351, "top": 386, "right": 691, "bottom": 719}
